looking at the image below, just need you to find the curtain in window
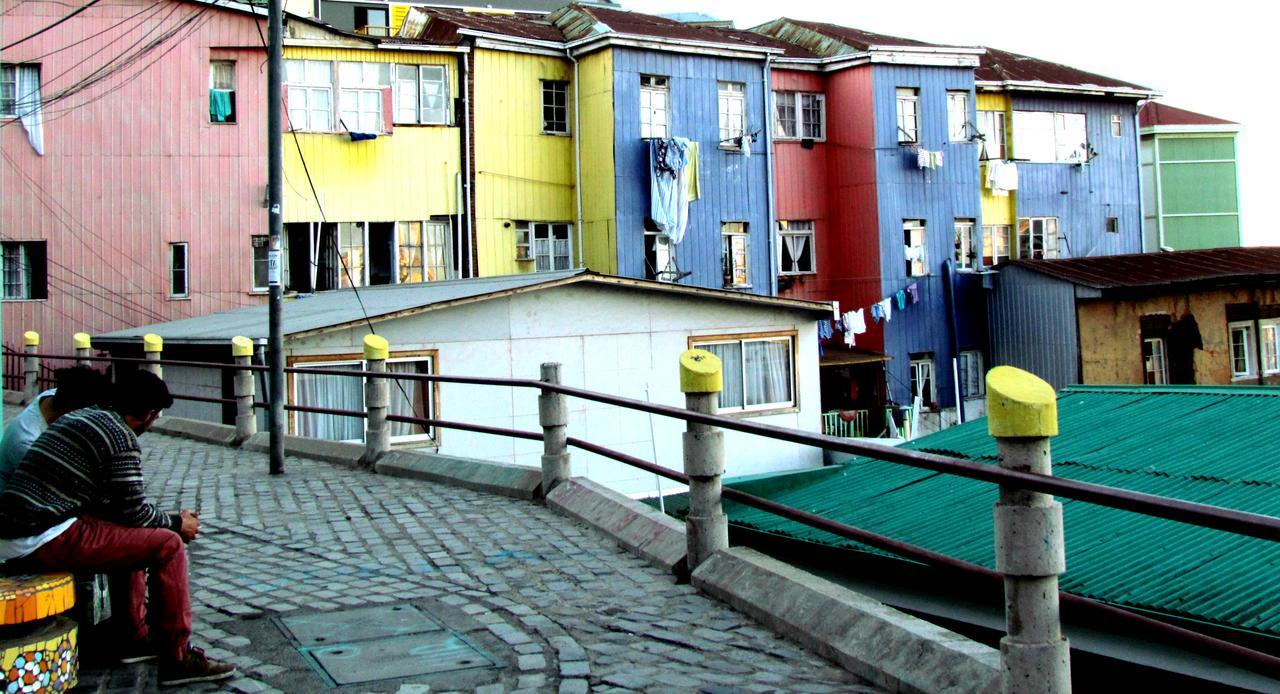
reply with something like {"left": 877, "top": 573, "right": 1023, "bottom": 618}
{"left": 387, "top": 361, "right": 429, "bottom": 438}
{"left": 295, "top": 368, "right": 363, "bottom": 441}
{"left": 16, "top": 66, "right": 42, "bottom": 155}
{"left": 703, "top": 343, "right": 744, "bottom": 410}
{"left": 744, "top": 340, "right": 791, "bottom": 407}
{"left": 784, "top": 234, "right": 808, "bottom": 270}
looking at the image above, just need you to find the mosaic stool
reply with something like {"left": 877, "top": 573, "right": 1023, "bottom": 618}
{"left": 0, "top": 573, "right": 78, "bottom": 693}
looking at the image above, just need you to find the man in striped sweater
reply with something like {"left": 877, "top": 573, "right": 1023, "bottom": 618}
{"left": 0, "top": 370, "right": 236, "bottom": 687}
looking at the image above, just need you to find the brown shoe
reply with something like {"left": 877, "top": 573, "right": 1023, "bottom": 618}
{"left": 157, "top": 646, "right": 237, "bottom": 687}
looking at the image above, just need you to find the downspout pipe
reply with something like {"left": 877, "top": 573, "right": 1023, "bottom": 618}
{"left": 764, "top": 55, "right": 778, "bottom": 296}
{"left": 1134, "top": 102, "right": 1147, "bottom": 253}
{"left": 462, "top": 49, "right": 475, "bottom": 278}
{"left": 567, "top": 48, "right": 584, "bottom": 269}
{"left": 943, "top": 258, "right": 964, "bottom": 423}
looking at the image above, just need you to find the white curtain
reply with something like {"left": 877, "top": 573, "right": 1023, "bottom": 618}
{"left": 295, "top": 367, "right": 363, "bottom": 441}
{"left": 703, "top": 343, "right": 744, "bottom": 410}
{"left": 784, "top": 234, "right": 807, "bottom": 268}
{"left": 744, "top": 340, "right": 792, "bottom": 407}
{"left": 16, "top": 66, "right": 43, "bottom": 155}
{"left": 387, "top": 361, "right": 430, "bottom": 438}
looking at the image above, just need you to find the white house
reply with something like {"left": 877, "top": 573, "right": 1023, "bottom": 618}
{"left": 99, "top": 271, "right": 832, "bottom": 495}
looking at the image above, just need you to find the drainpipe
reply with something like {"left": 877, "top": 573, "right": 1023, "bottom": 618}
{"left": 462, "top": 49, "right": 475, "bottom": 278}
{"left": 567, "top": 48, "right": 584, "bottom": 269}
{"left": 1151, "top": 130, "right": 1166, "bottom": 252}
{"left": 1134, "top": 104, "right": 1147, "bottom": 253}
{"left": 943, "top": 258, "right": 964, "bottom": 423}
{"left": 764, "top": 54, "right": 778, "bottom": 296}
{"left": 455, "top": 171, "right": 464, "bottom": 278}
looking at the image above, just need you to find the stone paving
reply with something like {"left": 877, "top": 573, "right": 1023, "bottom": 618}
{"left": 67, "top": 430, "right": 876, "bottom": 693}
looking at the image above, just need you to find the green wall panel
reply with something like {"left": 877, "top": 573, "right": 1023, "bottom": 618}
{"left": 1160, "top": 161, "right": 1238, "bottom": 214}
{"left": 1163, "top": 215, "right": 1240, "bottom": 250}
{"left": 1159, "top": 136, "right": 1235, "bottom": 162}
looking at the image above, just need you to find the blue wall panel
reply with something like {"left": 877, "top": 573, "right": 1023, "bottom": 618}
{"left": 611, "top": 48, "right": 774, "bottom": 295}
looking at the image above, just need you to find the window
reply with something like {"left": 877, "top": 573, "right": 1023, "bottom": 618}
{"left": 954, "top": 219, "right": 976, "bottom": 270}
{"left": 778, "top": 220, "right": 815, "bottom": 275}
{"left": 718, "top": 81, "right": 746, "bottom": 146}
{"left": 694, "top": 335, "right": 795, "bottom": 413}
{"left": 423, "top": 221, "right": 451, "bottom": 282}
{"left": 252, "top": 235, "right": 270, "bottom": 291}
{"left": 958, "top": 351, "right": 984, "bottom": 399}
{"left": 644, "top": 230, "right": 674, "bottom": 281}
{"left": 293, "top": 355, "right": 435, "bottom": 442}
{"left": 338, "top": 222, "right": 366, "bottom": 287}
{"left": 904, "top": 219, "right": 927, "bottom": 277}
{"left": 1229, "top": 322, "right": 1253, "bottom": 378}
{"left": 1, "top": 241, "right": 46, "bottom": 300}
{"left": 1111, "top": 114, "right": 1123, "bottom": 138}
{"left": 639, "top": 75, "right": 668, "bottom": 139}
{"left": 515, "top": 222, "right": 572, "bottom": 271}
{"left": 896, "top": 88, "right": 919, "bottom": 143}
{"left": 1012, "top": 111, "right": 1087, "bottom": 163}
{"left": 541, "top": 80, "right": 569, "bottom": 135}
{"left": 354, "top": 6, "right": 389, "bottom": 35}
{"left": 169, "top": 242, "right": 189, "bottom": 298}
{"left": 396, "top": 221, "right": 425, "bottom": 284}
{"left": 982, "top": 224, "right": 1011, "bottom": 266}
{"left": 1017, "top": 217, "right": 1059, "bottom": 259}
{"left": 1106, "top": 217, "right": 1119, "bottom": 234}
{"left": 338, "top": 61, "right": 390, "bottom": 134}
{"left": 773, "top": 91, "right": 825, "bottom": 140}
{"left": 1263, "top": 323, "right": 1280, "bottom": 375}
{"left": 0, "top": 64, "right": 16, "bottom": 117}
{"left": 947, "top": 90, "right": 969, "bottom": 142}
{"left": 1142, "top": 338, "right": 1168, "bottom": 385}
{"left": 394, "top": 64, "right": 449, "bottom": 124}
{"left": 0, "top": 63, "right": 39, "bottom": 119}
{"left": 722, "top": 222, "right": 749, "bottom": 287}
{"left": 285, "top": 59, "right": 333, "bottom": 131}
{"left": 978, "top": 110, "right": 1006, "bottom": 160}
{"left": 209, "top": 60, "right": 236, "bottom": 123}
{"left": 910, "top": 355, "right": 935, "bottom": 409}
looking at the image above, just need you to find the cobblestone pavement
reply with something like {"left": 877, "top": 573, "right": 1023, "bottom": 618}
{"left": 67, "top": 431, "right": 876, "bottom": 693}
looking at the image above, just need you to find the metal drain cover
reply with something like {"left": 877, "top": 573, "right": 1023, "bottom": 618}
{"left": 302, "top": 631, "right": 497, "bottom": 685}
{"left": 279, "top": 604, "right": 441, "bottom": 646}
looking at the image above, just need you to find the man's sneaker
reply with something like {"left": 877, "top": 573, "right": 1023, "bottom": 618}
{"left": 116, "top": 639, "right": 158, "bottom": 665}
{"left": 157, "top": 646, "right": 237, "bottom": 687}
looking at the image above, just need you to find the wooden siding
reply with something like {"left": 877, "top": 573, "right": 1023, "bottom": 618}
{"left": 986, "top": 266, "right": 1080, "bottom": 390}
{"left": 472, "top": 48, "right": 576, "bottom": 276}
{"left": 610, "top": 48, "right": 773, "bottom": 295}
{"left": 1, "top": 0, "right": 267, "bottom": 350}
{"left": 282, "top": 47, "right": 460, "bottom": 223}
{"left": 872, "top": 65, "right": 982, "bottom": 408}
{"left": 578, "top": 49, "right": 617, "bottom": 273}
{"left": 976, "top": 92, "right": 1014, "bottom": 225}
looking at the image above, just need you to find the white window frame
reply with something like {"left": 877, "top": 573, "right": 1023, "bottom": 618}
{"left": 1262, "top": 321, "right": 1280, "bottom": 376}
{"left": 209, "top": 60, "right": 236, "bottom": 124}
{"left": 291, "top": 356, "right": 436, "bottom": 444}
{"left": 1013, "top": 110, "right": 1088, "bottom": 163}
{"left": 910, "top": 356, "right": 935, "bottom": 410}
{"left": 337, "top": 222, "right": 367, "bottom": 287}
{"left": 947, "top": 90, "right": 969, "bottom": 142}
{"left": 958, "top": 350, "right": 984, "bottom": 399}
{"left": 1229, "top": 321, "right": 1254, "bottom": 379}
{"left": 285, "top": 59, "right": 334, "bottom": 131}
{"left": 773, "top": 91, "right": 825, "bottom": 140}
{"left": 904, "top": 219, "right": 927, "bottom": 277}
{"left": 954, "top": 219, "right": 976, "bottom": 271}
{"left": 515, "top": 222, "right": 572, "bottom": 271}
{"left": 722, "top": 222, "right": 750, "bottom": 288}
{"left": 982, "top": 224, "right": 1011, "bottom": 266}
{"left": 541, "top": 79, "right": 570, "bottom": 135}
{"left": 1142, "top": 337, "right": 1168, "bottom": 385}
{"left": 394, "top": 64, "right": 449, "bottom": 125}
{"left": 1017, "top": 217, "right": 1060, "bottom": 260}
{"left": 1111, "top": 113, "right": 1123, "bottom": 138}
{"left": 978, "top": 110, "right": 1006, "bottom": 160}
{"left": 778, "top": 220, "right": 815, "bottom": 275}
{"left": 0, "top": 64, "right": 38, "bottom": 119}
{"left": 773, "top": 91, "right": 797, "bottom": 138}
{"left": 639, "top": 74, "right": 669, "bottom": 139}
{"left": 338, "top": 61, "right": 390, "bottom": 135}
{"left": 251, "top": 235, "right": 271, "bottom": 292}
{"left": 718, "top": 81, "right": 746, "bottom": 147}
{"left": 692, "top": 335, "right": 796, "bottom": 414}
{"left": 421, "top": 220, "right": 452, "bottom": 282}
{"left": 169, "top": 242, "right": 189, "bottom": 298}
{"left": 896, "top": 87, "right": 919, "bottom": 144}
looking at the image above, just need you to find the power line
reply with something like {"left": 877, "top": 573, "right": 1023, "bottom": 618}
{"left": 1, "top": 0, "right": 103, "bottom": 51}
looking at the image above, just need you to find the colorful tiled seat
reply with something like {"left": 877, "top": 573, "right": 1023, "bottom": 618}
{"left": 1, "top": 574, "right": 78, "bottom": 693}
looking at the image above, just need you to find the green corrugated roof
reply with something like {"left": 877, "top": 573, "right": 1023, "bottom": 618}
{"left": 692, "top": 385, "right": 1280, "bottom": 638}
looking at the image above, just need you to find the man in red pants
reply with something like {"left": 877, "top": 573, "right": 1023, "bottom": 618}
{"left": 0, "top": 370, "right": 236, "bottom": 687}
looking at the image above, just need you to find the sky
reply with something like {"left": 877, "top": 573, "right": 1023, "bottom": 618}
{"left": 626, "top": 0, "right": 1277, "bottom": 246}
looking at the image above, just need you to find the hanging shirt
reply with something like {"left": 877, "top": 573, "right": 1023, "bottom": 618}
{"left": 847, "top": 309, "right": 867, "bottom": 335}
{"left": 870, "top": 303, "right": 885, "bottom": 324}
{"left": 817, "top": 320, "right": 834, "bottom": 341}
{"left": 649, "top": 138, "right": 691, "bottom": 244}
{"left": 880, "top": 298, "right": 893, "bottom": 322}
{"left": 906, "top": 283, "right": 920, "bottom": 304}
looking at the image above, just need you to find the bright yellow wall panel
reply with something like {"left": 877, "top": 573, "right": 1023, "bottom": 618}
{"left": 578, "top": 48, "right": 617, "bottom": 274}
{"left": 977, "top": 92, "right": 1015, "bottom": 225}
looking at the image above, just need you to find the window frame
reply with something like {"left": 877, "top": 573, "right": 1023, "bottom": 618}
{"left": 896, "top": 87, "right": 919, "bottom": 144}
{"left": 982, "top": 224, "right": 1011, "bottom": 266}
{"left": 209, "top": 59, "right": 236, "bottom": 124}
{"left": 946, "top": 90, "right": 969, "bottom": 142}
{"left": 717, "top": 81, "right": 747, "bottom": 148}
{"left": 909, "top": 355, "right": 936, "bottom": 410}
{"left": 1262, "top": 321, "right": 1280, "bottom": 376}
{"left": 251, "top": 234, "right": 271, "bottom": 292}
{"left": 393, "top": 64, "right": 450, "bottom": 125}
{"left": 978, "top": 110, "right": 1006, "bottom": 160}
{"left": 1229, "top": 321, "right": 1254, "bottom": 379}
{"left": 541, "top": 79, "right": 570, "bottom": 135}
{"left": 1016, "top": 217, "right": 1060, "bottom": 260}
{"left": 777, "top": 220, "right": 816, "bottom": 276}
{"left": 0, "top": 64, "right": 16, "bottom": 118}
{"left": 1013, "top": 110, "right": 1088, "bottom": 163}
{"left": 169, "top": 242, "right": 189, "bottom": 299}
{"left": 721, "top": 221, "right": 750, "bottom": 288}
{"left": 690, "top": 332, "right": 797, "bottom": 415}
{"left": 1106, "top": 217, "right": 1120, "bottom": 234}
{"left": 639, "top": 74, "right": 669, "bottom": 139}
{"left": 954, "top": 219, "right": 976, "bottom": 271}
{"left": 903, "top": 219, "right": 928, "bottom": 277}
{"left": 1, "top": 241, "right": 45, "bottom": 301}
{"left": 772, "top": 91, "right": 825, "bottom": 141}
{"left": 288, "top": 351, "right": 438, "bottom": 444}
{"left": 0, "top": 64, "right": 39, "bottom": 120}
{"left": 1111, "top": 113, "right": 1123, "bottom": 138}
{"left": 514, "top": 221, "right": 572, "bottom": 271}
{"left": 1142, "top": 337, "right": 1168, "bottom": 385}
{"left": 958, "top": 350, "right": 985, "bottom": 399}
{"left": 285, "top": 59, "right": 334, "bottom": 132}
{"left": 337, "top": 221, "right": 367, "bottom": 288}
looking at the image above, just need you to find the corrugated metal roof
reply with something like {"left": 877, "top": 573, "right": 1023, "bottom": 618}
{"left": 1140, "top": 102, "right": 1238, "bottom": 128}
{"left": 700, "top": 385, "right": 1280, "bottom": 637}
{"left": 97, "top": 271, "right": 831, "bottom": 343}
{"left": 555, "top": 5, "right": 810, "bottom": 57}
{"left": 1009, "top": 247, "right": 1280, "bottom": 291}
{"left": 976, "top": 46, "right": 1151, "bottom": 93}
{"left": 779, "top": 18, "right": 966, "bottom": 51}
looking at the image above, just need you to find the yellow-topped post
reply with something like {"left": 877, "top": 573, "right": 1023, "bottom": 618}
{"left": 142, "top": 333, "right": 163, "bottom": 378}
{"left": 22, "top": 331, "right": 39, "bottom": 403}
{"left": 73, "top": 332, "right": 92, "bottom": 367}
{"left": 231, "top": 337, "right": 257, "bottom": 443}
{"left": 538, "top": 362, "right": 570, "bottom": 494}
{"left": 680, "top": 348, "right": 728, "bottom": 570}
{"left": 985, "top": 366, "right": 1069, "bottom": 694}
{"left": 362, "top": 334, "right": 390, "bottom": 465}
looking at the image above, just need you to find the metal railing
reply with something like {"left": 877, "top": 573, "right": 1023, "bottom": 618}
{"left": 6, "top": 342, "right": 1280, "bottom": 683}
{"left": 821, "top": 409, "right": 868, "bottom": 438}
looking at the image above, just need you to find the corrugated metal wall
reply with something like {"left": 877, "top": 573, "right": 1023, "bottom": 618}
{"left": 772, "top": 68, "right": 834, "bottom": 304}
{"left": 610, "top": 48, "right": 773, "bottom": 294}
{"left": 578, "top": 49, "right": 617, "bottom": 274}
{"left": 987, "top": 266, "right": 1079, "bottom": 389}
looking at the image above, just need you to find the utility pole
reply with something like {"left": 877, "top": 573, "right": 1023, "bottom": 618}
{"left": 266, "top": 0, "right": 285, "bottom": 475}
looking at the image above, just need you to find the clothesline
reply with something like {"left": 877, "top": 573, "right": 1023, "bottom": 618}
{"left": 817, "top": 280, "right": 923, "bottom": 350}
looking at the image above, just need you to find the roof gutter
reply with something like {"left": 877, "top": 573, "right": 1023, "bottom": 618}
{"left": 977, "top": 80, "right": 1161, "bottom": 99}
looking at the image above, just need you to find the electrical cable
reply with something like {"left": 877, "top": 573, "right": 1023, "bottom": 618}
{"left": 1, "top": 0, "right": 103, "bottom": 51}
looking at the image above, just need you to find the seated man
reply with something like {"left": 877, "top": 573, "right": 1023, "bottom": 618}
{"left": 0, "top": 370, "right": 236, "bottom": 687}
{"left": 0, "top": 365, "right": 108, "bottom": 494}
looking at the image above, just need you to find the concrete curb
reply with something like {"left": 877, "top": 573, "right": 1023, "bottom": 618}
{"left": 692, "top": 547, "right": 1001, "bottom": 694}
{"left": 242, "top": 432, "right": 366, "bottom": 469}
{"left": 374, "top": 449, "right": 543, "bottom": 501}
{"left": 151, "top": 416, "right": 240, "bottom": 447}
{"left": 3, "top": 390, "right": 27, "bottom": 405}
{"left": 545, "top": 478, "right": 688, "bottom": 576}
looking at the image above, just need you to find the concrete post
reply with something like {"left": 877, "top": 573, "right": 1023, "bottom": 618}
{"left": 538, "top": 363, "right": 570, "bottom": 495}
{"left": 142, "top": 333, "right": 163, "bottom": 378}
{"left": 22, "top": 331, "right": 39, "bottom": 403}
{"left": 986, "top": 366, "right": 1070, "bottom": 694}
{"left": 680, "top": 348, "right": 728, "bottom": 571}
{"left": 73, "top": 332, "right": 92, "bottom": 367}
{"left": 232, "top": 336, "right": 257, "bottom": 443}
{"left": 363, "top": 334, "right": 390, "bottom": 466}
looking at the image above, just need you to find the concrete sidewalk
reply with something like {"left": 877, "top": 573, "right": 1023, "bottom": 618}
{"left": 74, "top": 430, "right": 874, "bottom": 693}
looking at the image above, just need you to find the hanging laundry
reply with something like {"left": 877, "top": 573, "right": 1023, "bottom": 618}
{"left": 834, "top": 316, "right": 847, "bottom": 333}
{"left": 917, "top": 149, "right": 931, "bottom": 170}
{"left": 906, "top": 282, "right": 920, "bottom": 304}
{"left": 895, "top": 290, "right": 906, "bottom": 310}
{"left": 649, "top": 138, "right": 691, "bottom": 244}
{"left": 987, "top": 160, "right": 1018, "bottom": 196}
{"left": 870, "top": 302, "right": 885, "bottom": 324}
{"left": 818, "top": 320, "right": 834, "bottom": 341}
{"left": 931, "top": 150, "right": 944, "bottom": 168}
{"left": 210, "top": 89, "right": 234, "bottom": 123}
{"left": 879, "top": 298, "right": 893, "bottom": 322}
{"left": 15, "top": 65, "right": 44, "bottom": 155}
{"left": 683, "top": 140, "right": 701, "bottom": 201}
{"left": 844, "top": 328, "right": 856, "bottom": 347}
{"left": 847, "top": 309, "right": 867, "bottom": 335}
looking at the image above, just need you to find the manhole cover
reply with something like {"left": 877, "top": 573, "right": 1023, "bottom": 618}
{"left": 279, "top": 604, "right": 441, "bottom": 646}
{"left": 302, "top": 631, "right": 497, "bottom": 686}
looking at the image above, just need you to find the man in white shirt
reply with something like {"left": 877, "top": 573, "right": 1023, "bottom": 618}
{"left": 0, "top": 366, "right": 106, "bottom": 494}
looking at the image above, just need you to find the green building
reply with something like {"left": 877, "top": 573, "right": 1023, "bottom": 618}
{"left": 1140, "top": 102, "right": 1242, "bottom": 250}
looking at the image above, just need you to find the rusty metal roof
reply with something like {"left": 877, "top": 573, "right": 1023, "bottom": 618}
{"left": 977, "top": 46, "right": 1151, "bottom": 93}
{"left": 1007, "top": 247, "right": 1280, "bottom": 291}
{"left": 1140, "top": 102, "right": 1238, "bottom": 128}
{"left": 557, "top": 5, "right": 809, "bottom": 56}
{"left": 777, "top": 18, "right": 966, "bottom": 51}
{"left": 415, "top": 8, "right": 565, "bottom": 43}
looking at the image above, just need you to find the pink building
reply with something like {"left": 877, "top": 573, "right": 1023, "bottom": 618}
{"left": 1, "top": 0, "right": 268, "bottom": 353}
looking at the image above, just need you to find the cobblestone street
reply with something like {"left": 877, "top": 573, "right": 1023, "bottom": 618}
{"left": 70, "top": 430, "right": 873, "bottom": 693}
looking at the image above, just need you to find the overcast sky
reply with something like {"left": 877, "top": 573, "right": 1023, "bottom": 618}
{"left": 626, "top": 0, "right": 1276, "bottom": 246}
